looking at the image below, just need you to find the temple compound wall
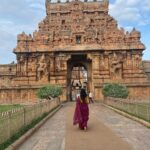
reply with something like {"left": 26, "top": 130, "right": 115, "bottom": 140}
{"left": 0, "top": 0, "right": 150, "bottom": 103}
{"left": 143, "top": 61, "right": 150, "bottom": 80}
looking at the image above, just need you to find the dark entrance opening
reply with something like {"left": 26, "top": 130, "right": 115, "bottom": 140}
{"left": 67, "top": 54, "right": 92, "bottom": 101}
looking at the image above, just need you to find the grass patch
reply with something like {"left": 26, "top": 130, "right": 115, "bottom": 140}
{"left": 0, "top": 104, "right": 22, "bottom": 113}
{"left": 109, "top": 103, "right": 150, "bottom": 123}
{"left": 0, "top": 106, "right": 59, "bottom": 150}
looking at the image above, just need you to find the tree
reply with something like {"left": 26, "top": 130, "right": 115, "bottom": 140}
{"left": 37, "top": 85, "right": 62, "bottom": 100}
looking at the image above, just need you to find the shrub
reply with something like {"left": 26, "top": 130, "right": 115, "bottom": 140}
{"left": 102, "top": 83, "right": 129, "bottom": 99}
{"left": 37, "top": 85, "right": 62, "bottom": 100}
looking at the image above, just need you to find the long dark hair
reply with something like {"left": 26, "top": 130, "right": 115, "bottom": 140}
{"left": 80, "top": 88, "right": 87, "bottom": 101}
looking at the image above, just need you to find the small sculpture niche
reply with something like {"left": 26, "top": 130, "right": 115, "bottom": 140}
{"left": 76, "top": 35, "right": 81, "bottom": 44}
{"left": 37, "top": 54, "right": 48, "bottom": 80}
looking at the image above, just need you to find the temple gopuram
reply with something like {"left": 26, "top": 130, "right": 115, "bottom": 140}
{"left": 0, "top": 0, "right": 150, "bottom": 103}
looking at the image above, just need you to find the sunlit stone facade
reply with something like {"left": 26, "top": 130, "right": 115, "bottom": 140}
{"left": 0, "top": 0, "right": 150, "bottom": 103}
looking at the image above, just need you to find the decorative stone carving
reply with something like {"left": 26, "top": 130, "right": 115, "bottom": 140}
{"left": 13, "top": 0, "right": 145, "bottom": 53}
{"left": 110, "top": 53, "right": 123, "bottom": 80}
{"left": 99, "top": 54, "right": 105, "bottom": 70}
{"left": 87, "top": 54, "right": 92, "bottom": 60}
{"left": 55, "top": 57, "right": 61, "bottom": 72}
{"left": 60, "top": 56, "right": 67, "bottom": 71}
{"left": 126, "top": 52, "right": 132, "bottom": 69}
{"left": 17, "top": 55, "right": 27, "bottom": 76}
{"left": 37, "top": 54, "right": 48, "bottom": 80}
{"left": 28, "top": 57, "right": 36, "bottom": 75}
{"left": 133, "top": 53, "right": 143, "bottom": 69}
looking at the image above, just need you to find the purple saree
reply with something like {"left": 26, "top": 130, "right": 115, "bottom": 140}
{"left": 73, "top": 97, "right": 89, "bottom": 129}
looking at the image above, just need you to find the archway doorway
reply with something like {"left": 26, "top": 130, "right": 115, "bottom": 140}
{"left": 71, "top": 65, "right": 87, "bottom": 101}
{"left": 67, "top": 54, "right": 92, "bottom": 101}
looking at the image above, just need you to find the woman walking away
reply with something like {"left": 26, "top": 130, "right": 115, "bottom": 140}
{"left": 73, "top": 88, "right": 89, "bottom": 131}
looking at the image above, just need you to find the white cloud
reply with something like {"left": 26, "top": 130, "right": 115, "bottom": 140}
{"left": 126, "top": 0, "right": 140, "bottom": 6}
{"left": 0, "top": 29, "right": 16, "bottom": 63}
{"left": 0, "top": 0, "right": 46, "bottom": 64}
{"left": 109, "top": 0, "right": 150, "bottom": 26}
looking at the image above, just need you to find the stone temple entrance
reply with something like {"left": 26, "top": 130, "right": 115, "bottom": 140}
{"left": 0, "top": 0, "right": 150, "bottom": 103}
{"left": 67, "top": 54, "right": 92, "bottom": 101}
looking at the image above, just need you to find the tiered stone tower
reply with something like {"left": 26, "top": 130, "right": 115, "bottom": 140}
{"left": 0, "top": 0, "right": 150, "bottom": 103}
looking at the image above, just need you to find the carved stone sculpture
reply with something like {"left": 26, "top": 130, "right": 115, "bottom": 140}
{"left": 37, "top": 54, "right": 48, "bottom": 80}
{"left": 110, "top": 53, "right": 123, "bottom": 80}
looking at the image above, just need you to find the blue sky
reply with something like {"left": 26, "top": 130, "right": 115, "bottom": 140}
{"left": 0, "top": 0, "right": 150, "bottom": 64}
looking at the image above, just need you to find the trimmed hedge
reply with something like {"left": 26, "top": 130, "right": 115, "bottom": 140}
{"left": 37, "top": 85, "right": 62, "bottom": 100}
{"left": 102, "top": 83, "right": 129, "bottom": 98}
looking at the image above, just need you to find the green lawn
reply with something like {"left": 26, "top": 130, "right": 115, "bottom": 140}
{"left": 0, "top": 104, "right": 22, "bottom": 113}
{"left": 109, "top": 102, "right": 150, "bottom": 123}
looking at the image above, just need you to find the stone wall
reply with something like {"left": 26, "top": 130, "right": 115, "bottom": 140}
{"left": 127, "top": 84, "right": 150, "bottom": 100}
{"left": 94, "top": 84, "right": 150, "bottom": 101}
{"left": 143, "top": 61, "right": 150, "bottom": 80}
{"left": 0, "top": 85, "right": 67, "bottom": 104}
{"left": 0, "top": 83, "right": 150, "bottom": 103}
{"left": 0, "top": 64, "right": 16, "bottom": 86}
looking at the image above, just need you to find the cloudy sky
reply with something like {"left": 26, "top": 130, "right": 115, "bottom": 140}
{"left": 0, "top": 0, "right": 150, "bottom": 64}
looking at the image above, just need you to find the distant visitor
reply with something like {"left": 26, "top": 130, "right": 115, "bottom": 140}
{"left": 89, "top": 91, "right": 94, "bottom": 103}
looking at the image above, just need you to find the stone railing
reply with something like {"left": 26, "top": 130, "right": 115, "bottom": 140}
{"left": 0, "top": 98, "right": 60, "bottom": 145}
{"left": 104, "top": 97, "right": 150, "bottom": 123}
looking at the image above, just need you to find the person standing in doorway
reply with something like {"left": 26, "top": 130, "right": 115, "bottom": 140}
{"left": 73, "top": 88, "right": 89, "bottom": 131}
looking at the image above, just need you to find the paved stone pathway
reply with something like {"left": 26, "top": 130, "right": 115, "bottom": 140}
{"left": 17, "top": 106, "right": 66, "bottom": 150}
{"left": 16, "top": 103, "right": 150, "bottom": 150}
{"left": 65, "top": 103, "right": 132, "bottom": 150}
{"left": 91, "top": 103, "right": 150, "bottom": 150}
